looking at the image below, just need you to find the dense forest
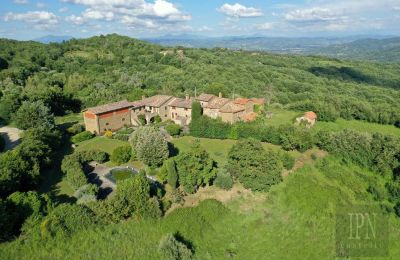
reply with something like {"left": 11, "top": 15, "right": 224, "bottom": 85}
{"left": 1, "top": 34, "right": 400, "bottom": 126}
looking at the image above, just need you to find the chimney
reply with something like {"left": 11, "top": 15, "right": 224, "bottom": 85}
{"left": 185, "top": 94, "right": 190, "bottom": 100}
{"left": 219, "top": 92, "right": 222, "bottom": 98}
{"left": 142, "top": 95, "right": 145, "bottom": 100}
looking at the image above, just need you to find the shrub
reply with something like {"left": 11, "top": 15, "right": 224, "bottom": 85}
{"left": 104, "top": 130, "right": 113, "bottom": 138}
{"left": 110, "top": 146, "right": 132, "bottom": 164}
{"left": 281, "top": 152, "right": 295, "bottom": 170}
{"left": 138, "top": 114, "right": 146, "bottom": 125}
{"left": 158, "top": 233, "right": 193, "bottom": 260}
{"left": 154, "top": 115, "right": 162, "bottom": 124}
{"left": 165, "top": 124, "right": 182, "bottom": 136}
{"left": 71, "top": 131, "right": 94, "bottom": 144}
{"left": 174, "top": 142, "right": 217, "bottom": 194}
{"left": 214, "top": 169, "right": 233, "bottom": 190}
{"left": 228, "top": 139, "right": 283, "bottom": 192}
{"left": 67, "top": 123, "right": 85, "bottom": 135}
{"left": 40, "top": 204, "right": 96, "bottom": 238}
{"left": 166, "top": 159, "right": 178, "bottom": 188}
{"left": 113, "top": 134, "right": 129, "bottom": 141}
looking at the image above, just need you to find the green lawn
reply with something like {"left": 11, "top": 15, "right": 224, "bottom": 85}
{"left": 264, "top": 108, "right": 400, "bottom": 137}
{"left": 55, "top": 113, "right": 83, "bottom": 125}
{"left": 75, "top": 136, "right": 129, "bottom": 154}
{"left": 172, "top": 136, "right": 300, "bottom": 166}
{"left": 314, "top": 118, "right": 400, "bottom": 136}
{"left": 264, "top": 108, "right": 301, "bottom": 126}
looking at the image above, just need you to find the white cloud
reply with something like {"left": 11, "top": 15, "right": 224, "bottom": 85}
{"left": 282, "top": 0, "right": 399, "bottom": 32}
{"left": 4, "top": 11, "right": 58, "bottom": 29}
{"left": 62, "top": 0, "right": 191, "bottom": 30}
{"left": 13, "top": 0, "right": 28, "bottom": 4}
{"left": 66, "top": 15, "right": 86, "bottom": 25}
{"left": 285, "top": 7, "right": 344, "bottom": 23}
{"left": 254, "top": 22, "right": 274, "bottom": 30}
{"left": 218, "top": 3, "right": 263, "bottom": 18}
{"left": 36, "top": 2, "right": 46, "bottom": 8}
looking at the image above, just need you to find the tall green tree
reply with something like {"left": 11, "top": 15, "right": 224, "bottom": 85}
{"left": 130, "top": 126, "right": 169, "bottom": 167}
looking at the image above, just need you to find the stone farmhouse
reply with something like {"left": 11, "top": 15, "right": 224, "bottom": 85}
{"left": 83, "top": 93, "right": 265, "bottom": 135}
{"left": 296, "top": 111, "right": 318, "bottom": 127}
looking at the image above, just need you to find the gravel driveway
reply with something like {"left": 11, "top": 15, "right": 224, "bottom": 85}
{"left": 0, "top": 126, "right": 22, "bottom": 151}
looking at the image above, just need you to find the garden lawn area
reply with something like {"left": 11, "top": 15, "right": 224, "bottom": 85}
{"left": 172, "top": 136, "right": 300, "bottom": 166}
{"left": 314, "top": 118, "right": 400, "bottom": 136}
{"left": 264, "top": 108, "right": 301, "bottom": 126}
{"left": 55, "top": 113, "right": 83, "bottom": 125}
{"left": 75, "top": 136, "right": 129, "bottom": 155}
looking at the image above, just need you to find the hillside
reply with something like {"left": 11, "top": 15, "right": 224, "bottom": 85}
{"left": 1, "top": 34, "right": 400, "bottom": 126}
{"left": 311, "top": 37, "right": 400, "bottom": 62}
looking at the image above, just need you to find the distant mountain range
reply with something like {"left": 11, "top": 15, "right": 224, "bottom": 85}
{"left": 144, "top": 34, "right": 400, "bottom": 62}
{"left": 33, "top": 35, "right": 74, "bottom": 44}
{"left": 309, "top": 37, "right": 400, "bottom": 63}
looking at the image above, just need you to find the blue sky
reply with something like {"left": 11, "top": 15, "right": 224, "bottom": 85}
{"left": 1, "top": 0, "right": 400, "bottom": 40}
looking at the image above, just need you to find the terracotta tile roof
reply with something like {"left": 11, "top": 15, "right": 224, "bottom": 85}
{"left": 130, "top": 100, "right": 145, "bottom": 107}
{"left": 206, "top": 97, "right": 230, "bottom": 109}
{"left": 241, "top": 112, "right": 258, "bottom": 122}
{"left": 219, "top": 101, "right": 245, "bottom": 113}
{"left": 233, "top": 98, "right": 250, "bottom": 105}
{"left": 196, "top": 93, "right": 216, "bottom": 102}
{"left": 304, "top": 111, "right": 317, "bottom": 120}
{"left": 87, "top": 100, "right": 134, "bottom": 115}
{"left": 250, "top": 98, "right": 265, "bottom": 105}
{"left": 141, "top": 95, "right": 174, "bottom": 107}
{"left": 169, "top": 97, "right": 193, "bottom": 109}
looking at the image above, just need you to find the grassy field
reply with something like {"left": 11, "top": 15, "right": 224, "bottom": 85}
{"left": 3, "top": 156, "right": 399, "bottom": 259}
{"left": 315, "top": 118, "right": 400, "bottom": 136}
{"left": 172, "top": 136, "right": 301, "bottom": 166}
{"left": 55, "top": 113, "right": 83, "bottom": 125}
{"left": 75, "top": 136, "right": 129, "bottom": 154}
{"left": 264, "top": 108, "right": 400, "bottom": 137}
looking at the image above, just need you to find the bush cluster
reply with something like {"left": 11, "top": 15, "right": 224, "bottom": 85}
{"left": 110, "top": 145, "right": 132, "bottom": 164}
{"left": 71, "top": 131, "right": 94, "bottom": 144}
{"left": 61, "top": 150, "right": 108, "bottom": 190}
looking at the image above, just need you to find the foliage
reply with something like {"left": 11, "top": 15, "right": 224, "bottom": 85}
{"left": 110, "top": 145, "right": 132, "bottom": 164}
{"left": 281, "top": 152, "right": 295, "bottom": 170}
{"left": 174, "top": 142, "right": 217, "bottom": 194}
{"left": 0, "top": 127, "right": 61, "bottom": 198}
{"left": 191, "top": 101, "right": 202, "bottom": 121}
{"left": 90, "top": 172, "right": 161, "bottom": 222}
{"left": 137, "top": 114, "right": 146, "bottom": 125}
{"left": 61, "top": 150, "right": 108, "bottom": 190}
{"left": 66, "top": 123, "right": 85, "bottom": 135}
{"left": 166, "top": 159, "right": 178, "bottom": 188}
{"left": 165, "top": 123, "right": 182, "bottom": 136}
{"left": 154, "top": 115, "right": 162, "bottom": 124}
{"left": 158, "top": 233, "right": 193, "bottom": 260}
{"left": 0, "top": 35, "right": 400, "bottom": 128}
{"left": 40, "top": 204, "right": 96, "bottom": 238}
{"left": 74, "top": 184, "right": 99, "bottom": 203}
{"left": 71, "top": 131, "right": 94, "bottom": 144}
{"left": 12, "top": 101, "right": 55, "bottom": 130}
{"left": 130, "top": 126, "right": 169, "bottom": 167}
{"left": 228, "top": 139, "right": 283, "bottom": 191}
{"left": 214, "top": 169, "right": 233, "bottom": 190}
{"left": 104, "top": 130, "right": 113, "bottom": 138}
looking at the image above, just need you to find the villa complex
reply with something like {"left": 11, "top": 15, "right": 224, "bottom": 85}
{"left": 83, "top": 93, "right": 264, "bottom": 135}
